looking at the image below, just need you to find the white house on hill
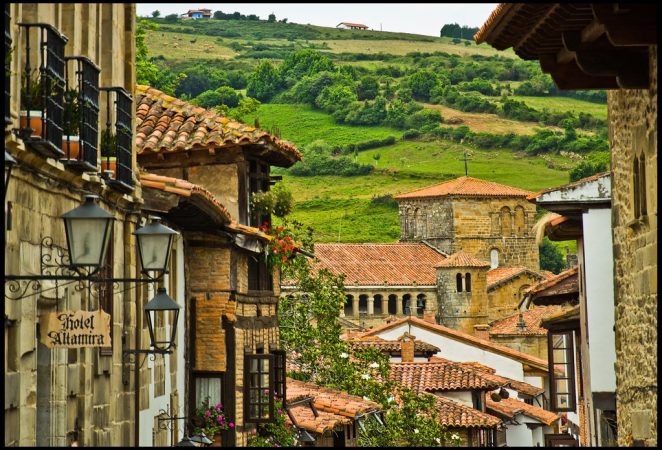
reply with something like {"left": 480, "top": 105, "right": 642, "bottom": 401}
{"left": 336, "top": 22, "right": 369, "bottom": 30}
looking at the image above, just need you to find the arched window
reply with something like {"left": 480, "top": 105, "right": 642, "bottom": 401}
{"left": 634, "top": 152, "right": 647, "bottom": 220}
{"left": 416, "top": 294, "right": 426, "bottom": 317}
{"left": 344, "top": 295, "right": 353, "bottom": 317}
{"left": 465, "top": 273, "right": 472, "bottom": 292}
{"left": 416, "top": 208, "right": 426, "bottom": 238}
{"left": 500, "top": 206, "right": 512, "bottom": 236}
{"left": 414, "top": 208, "right": 422, "bottom": 238}
{"left": 456, "top": 273, "right": 463, "bottom": 293}
{"left": 514, "top": 206, "right": 525, "bottom": 236}
{"left": 373, "top": 294, "right": 383, "bottom": 315}
{"left": 490, "top": 248, "right": 500, "bottom": 269}
{"left": 358, "top": 295, "right": 368, "bottom": 315}
{"left": 388, "top": 294, "right": 398, "bottom": 315}
{"left": 402, "top": 207, "right": 410, "bottom": 238}
{"left": 407, "top": 208, "right": 416, "bottom": 239}
{"left": 402, "top": 294, "right": 412, "bottom": 315}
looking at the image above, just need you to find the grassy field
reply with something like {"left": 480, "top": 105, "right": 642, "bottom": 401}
{"left": 321, "top": 38, "right": 514, "bottom": 58}
{"left": 145, "top": 30, "right": 238, "bottom": 61}
{"left": 509, "top": 95, "right": 608, "bottom": 120}
{"left": 252, "top": 104, "right": 402, "bottom": 147}
{"left": 422, "top": 103, "right": 562, "bottom": 135}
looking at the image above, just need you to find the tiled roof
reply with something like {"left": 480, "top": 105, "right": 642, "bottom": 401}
{"left": 524, "top": 267, "right": 578, "bottom": 297}
{"left": 486, "top": 267, "right": 546, "bottom": 290}
{"left": 389, "top": 361, "right": 504, "bottom": 393}
{"left": 435, "top": 396, "right": 502, "bottom": 428}
{"left": 450, "top": 360, "right": 544, "bottom": 397}
{"left": 362, "top": 316, "right": 550, "bottom": 372}
{"left": 474, "top": 3, "right": 510, "bottom": 44}
{"left": 487, "top": 305, "right": 573, "bottom": 337}
{"left": 135, "top": 85, "right": 301, "bottom": 167}
{"left": 286, "top": 378, "right": 381, "bottom": 418}
{"left": 435, "top": 251, "right": 490, "bottom": 268}
{"left": 139, "top": 172, "right": 232, "bottom": 223}
{"left": 395, "top": 176, "right": 532, "bottom": 200}
{"left": 287, "top": 404, "right": 351, "bottom": 434}
{"left": 540, "top": 305, "right": 581, "bottom": 329}
{"left": 346, "top": 336, "right": 440, "bottom": 354}
{"left": 527, "top": 171, "right": 611, "bottom": 201}
{"left": 339, "top": 22, "right": 369, "bottom": 28}
{"left": 298, "top": 243, "right": 446, "bottom": 286}
{"left": 225, "top": 221, "right": 272, "bottom": 242}
{"left": 486, "top": 397, "right": 559, "bottom": 426}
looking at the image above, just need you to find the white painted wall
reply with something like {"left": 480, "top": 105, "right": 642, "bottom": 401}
{"left": 139, "top": 237, "right": 187, "bottom": 446}
{"left": 582, "top": 208, "right": 615, "bottom": 393}
{"left": 504, "top": 417, "right": 534, "bottom": 447}
{"left": 374, "top": 323, "right": 525, "bottom": 380}
{"left": 439, "top": 390, "right": 473, "bottom": 407}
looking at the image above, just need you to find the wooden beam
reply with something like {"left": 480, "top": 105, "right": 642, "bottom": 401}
{"left": 540, "top": 54, "right": 619, "bottom": 90}
{"left": 592, "top": 3, "right": 657, "bottom": 46}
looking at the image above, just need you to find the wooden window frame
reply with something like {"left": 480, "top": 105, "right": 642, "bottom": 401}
{"left": 247, "top": 158, "right": 271, "bottom": 228}
{"left": 244, "top": 353, "right": 275, "bottom": 424}
{"left": 548, "top": 330, "right": 577, "bottom": 412}
{"left": 248, "top": 253, "right": 273, "bottom": 292}
{"left": 271, "top": 349, "right": 286, "bottom": 402}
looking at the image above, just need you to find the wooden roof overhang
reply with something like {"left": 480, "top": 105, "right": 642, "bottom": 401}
{"left": 475, "top": 3, "right": 656, "bottom": 90}
{"left": 545, "top": 215, "right": 583, "bottom": 241}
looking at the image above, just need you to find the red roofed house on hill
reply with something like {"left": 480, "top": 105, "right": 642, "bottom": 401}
{"left": 336, "top": 22, "right": 369, "bottom": 30}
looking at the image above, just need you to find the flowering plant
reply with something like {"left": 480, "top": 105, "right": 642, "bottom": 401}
{"left": 247, "top": 400, "right": 300, "bottom": 447}
{"left": 193, "top": 398, "right": 233, "bottom": 437}
{"left": 258, "top": 221, "right": 298, "bottom": 270}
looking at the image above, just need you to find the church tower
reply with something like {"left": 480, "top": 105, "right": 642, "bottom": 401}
{"left": 395, "top": 176, "right": 540, "bottom": 271}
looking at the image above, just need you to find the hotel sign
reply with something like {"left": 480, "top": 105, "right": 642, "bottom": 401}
{"left": 39, "top": 309, "right": 111, "bottom": 348}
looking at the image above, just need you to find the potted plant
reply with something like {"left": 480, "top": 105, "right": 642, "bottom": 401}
{"left": 61, "top": 88, "right": 81, "bottom": 159}
{"left": 192, "top": 398, "right": 233, "bottom": 447}
{"left": 19, "top": 70, "right": 47, "bottom": 137}
{"left": 100, "top": 129, "right": 117, "bottom": 176}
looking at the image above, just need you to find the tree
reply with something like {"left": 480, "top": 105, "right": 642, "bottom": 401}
{"left": 163, "top": 13, "right": 179, "bottom": 23}
{"left": 246, "top": 61, "right": 282, "bottom": 101}
{"left": 539, "top": 237, "right": 566, "bottom": 274}
{"left": 569, "top": 152, "right": 610, "bottom": 182}
{"left": 356, "top": 75, "right": 380, "bottom": 101}
{"left": 151, "top": 10, "right": 160, "bottom": 18}
{"left": 279, "top": 49, "right": 335, "bottom": 81}
{"left": 268, "top": 13, "right": 276, "bottom": 22}
{"left": 227, "top": 97, "right": 261, "bottom": 122}
{"left": 407, "top": 70, "right": 438, "bottom": 101}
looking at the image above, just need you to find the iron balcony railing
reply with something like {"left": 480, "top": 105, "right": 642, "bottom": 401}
{"left": 17, "top": 22, "right": 67, "bottom": 158}
{"left": 62, "top": 56, "right": 100, "bottom": 171}
{"left": 99, "top": 87, "right": 134, "bottom": 192}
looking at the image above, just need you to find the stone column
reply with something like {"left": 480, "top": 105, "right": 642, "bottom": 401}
{"left": 352, "top": 297, "right": 359, "bottom": 317}
{"left": 381, "top": 297, "right": 389, "bottom": 316}
{"left": 395, "top": 295, "right": 403, "bottom": 316}
{"left": 367, "top": 296, "right": 374, "bottom": 315}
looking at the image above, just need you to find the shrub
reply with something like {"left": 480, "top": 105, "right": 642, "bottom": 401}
{"left": 246, "top": 61, "right": 282, "bottom": 101}
{"left": 408, "top": 69, "right": 439, "bottom": 101}
{"left": 569, "top": 152, "right": 610, "bottom": 182}
{"left": 405, "top": 109, "right": 442, "bottom": 130}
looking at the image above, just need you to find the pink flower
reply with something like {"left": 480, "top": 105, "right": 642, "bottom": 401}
{"left": 205, "top": 410, "right": 210, "bottom": 418}
{"left": 229, "top": 422, "right": 235, "bottom": 428}
{"left": 282, "top": 256, "right": 287, "bottom": 262}
{"left": 278, "top": 409, "right": 283, "bottom": 415}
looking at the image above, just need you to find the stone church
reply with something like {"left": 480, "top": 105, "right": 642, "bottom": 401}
{"left": 282, "top": 176, "right": 550, "bottom": 334}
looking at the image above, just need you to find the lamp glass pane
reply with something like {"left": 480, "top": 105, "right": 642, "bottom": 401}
{"left": 139, "top": 234, "right": 171, "bottom": 271}
{"left": 67, "top": 217, "right": 110, "bottom": 266}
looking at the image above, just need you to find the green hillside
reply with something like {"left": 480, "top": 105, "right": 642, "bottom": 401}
{"left": 141, "top": 15, "right": 606, "bottom": 256}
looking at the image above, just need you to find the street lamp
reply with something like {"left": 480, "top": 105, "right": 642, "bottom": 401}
{"left": 5, "top": 150, "right": 16, "bottom": 199}
{"left": 190, "top": 432, "right": 213, "bottom": 446}
{"left": 144, "top": 287, "right": 181, "bottom": 352}
{"left": 174, "top": 436, "right": 197, "bottom": 447}
{"left": 134, "top": 216, "right": 179, "bottom": 275}
{"left": 61, "top": 195, "right": 114, "bottom": 273}
{"left": 298, "top": 428, "right": 316, "bottom": 443}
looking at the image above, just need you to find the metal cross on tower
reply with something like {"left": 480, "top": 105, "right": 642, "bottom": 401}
{"left": 459, "top": 151, "right": 473, "bottom": 176}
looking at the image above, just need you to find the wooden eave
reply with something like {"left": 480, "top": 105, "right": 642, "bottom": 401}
{"left": 142, "top": 188, "right": 228, "bottom": 232}
{"left": 477, "top": 3, "right": 656, "bottom": 90}
{"left": 546, "top": 216, "right": 583, "bottom": 241}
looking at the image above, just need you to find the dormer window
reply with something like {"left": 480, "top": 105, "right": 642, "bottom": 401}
{"left": 247, "top": 159, "right": 270, "bottom": 227}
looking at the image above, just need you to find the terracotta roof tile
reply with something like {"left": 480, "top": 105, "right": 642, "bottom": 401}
{"left": 346, "top": 336, "right": 440, "bottom": 354}
{"left": 435, "top": 251, "right": 490, "bottom": 268}
{"left": 474, "top": 3, "right": 511, "bottom": 44}
{"left": 486, "top": 397, "right": 559, "bottom": 426}
{"left": 286, "top": 378, "right": 381, "bottom": 418}
{"left": 389, "top": 361, "right": 504, "bottom": 393}
{"left": 487, "top": 305, "right": 573, "bottom": 337}
{"left": 395, "top": 176, "right": 532, "bottom": 200}
{"left": 435, "top": 396, "right": 502, "bottom": 428}
{"left": 287, "top": 404, "right": 351, "bottom": 434}
{"left": 139, "top": 172, "right": 232, "bottom": 223}
{"left": 290, "top": 243, "right": 446, "bottom": 286}
{"left": 486, "top": 267, "right": 546, "bottom": 290}
{"left": 524, "top": 267, "right": 579, "bottom": 297}
{"left": 362, "top": 316, "right": 550, "bottom": 372}
{"left": 135, "top": 85, "right": 301, "bottom": 167}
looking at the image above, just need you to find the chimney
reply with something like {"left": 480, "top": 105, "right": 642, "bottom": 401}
{"left": 473, "top": 324, "right": 490, "bottom": 339}
{"left": 398, "top": 332, "right": 416, "bottom": 362}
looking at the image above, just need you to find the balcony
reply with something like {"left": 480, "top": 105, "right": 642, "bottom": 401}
{"left": 17, "top": 22, "right": 67, "bottom": 158}
{"left": 61, "top": 56, "right": 100, "bottom": 171}
{"left": 99, "top": 87, "right": 134, "bottom": 192}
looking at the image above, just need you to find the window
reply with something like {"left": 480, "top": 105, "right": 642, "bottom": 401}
{"left": 248, "top": 254, "right": 273, "bottom": 292}
{"left": 416, "top": 294, "right": 426, "bottom": 317}
{"left": 456, "top": 273, "right": 463, "bottom": 292}
{"left": 633, "top": 152, "right": 647, "bottom": 220}
{"left": 244, "top": 353, "right": 274, "bottom": 423}
{"left": 490, "top": 249, "right": 499, "bottom": 269}
{"left": 548, "top": 331, "right": 577, "bottom": 412}
{"left": 248, "top": 159, "right": 271, "bottom": 227}
{"left": 344, "top": 295, "right": 354, "bottom": 316}
{"left": 271, "top": 349, "right": 286, "bottom": 401}
{"left": 500, "top": 206, "right": 512, "bottom": 236}
{"left": 465, "top": 273, "right": 472, "bottom": 293}
{"left": 514, "top": 206, "right": 525, "bottom": 236}
{"left": 99, "top": 87, "right": 133, "bottom": 191}
{"left": 192, "top": 373, "right": 224, "bottom": 411}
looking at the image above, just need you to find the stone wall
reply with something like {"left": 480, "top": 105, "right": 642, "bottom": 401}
{"left": 398, "top": 198, "right": 454, "bottom": 251}
{"left": 437, "top": 267, "right": 488, "bottom": 334}
{"left": 489, "top": 335, "right": 547, "bottom": 360}
{"left": 609, "top": 46, "right": 657, "bottom": 447}
{"left": 487, "top": 273, "right": 542, "bottom": 321}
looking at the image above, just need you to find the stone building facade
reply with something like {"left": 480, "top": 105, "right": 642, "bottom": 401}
{"left": 135, "top": 85, "right": 302, "bottom": 446}
{"left": 4, "top": 4, "right": 143, "bottom": 446}
{"left": 396, "top": 177, "right": 539, "bottom": 271}
{"left": 608, "top": 45, "right": 657, "bottom": 446}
